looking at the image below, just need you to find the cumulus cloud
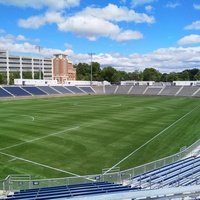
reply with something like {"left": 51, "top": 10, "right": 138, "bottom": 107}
{"left": 131, "top": 0, "right": 154, "bottom": 7}
{"left": 166, "top": 2, "right": 181, "bottom": 8}
{"left": 0, "top": 29, "right": 5, "bottom": 34}
{"left": 1, "top": 32, "right": 200, "bottom": 73}
{"left": 193, "top": 4, "right": 200, "bottom": 10}
{"left": 114, "top": 30, "right": 143, "bottom": 42}
{"left": 0, "top": 0, "right": 80, "bottom": 10}
{"left": 184, "top": 20, "right": 200, "bottom": 30}
{"left": 18, "top": 4, "right": 153, "bottom": 42}
{"left": 18, "top": 11, "right": 64, "bottom": 29}
{"left": 145, "top": 5, "right": 154, "bottom": 13}
{"left": 80, "top": 4, "right": 155, "bottom": 23}
{"left": 177, "top": 35, "right": 200, "bottom": 45}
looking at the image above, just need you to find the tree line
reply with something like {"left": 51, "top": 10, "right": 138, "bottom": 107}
{"left": 75, "top": 62, "right": 200, "bottom": 83}
{"left": 0, "top": 72, "right": 42, "bottom": 85}
{"left": 0, "top": 62, "right": 199, "bottom": 85}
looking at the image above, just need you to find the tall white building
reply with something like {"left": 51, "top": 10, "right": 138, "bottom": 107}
{"left": 0, "top": 49, "right": 53, "bottom": 84}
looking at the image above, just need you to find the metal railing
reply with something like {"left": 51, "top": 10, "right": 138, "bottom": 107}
{"left": 1, "top": 139, "right": 199, "bottom": 193}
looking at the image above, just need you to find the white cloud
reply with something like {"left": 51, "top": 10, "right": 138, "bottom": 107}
{"left": 18, "top": 11, "right": 64, "bottom": 29}
{"left": 58, "top": 15, "right": 144, "bottom": 42}
{"left": 145, "top": 5, "right": 154, "bottom": 13}
{"left": 80, "top": 4, "right": 155, "bottom": 24}
{"left": 166, "top": 2, "right": 181, "bottom": 8}
{"left": 17, "top": 4, "right": 153, "bottom": 42}
{"left": 0, "top": 29, "right": 5, "bottom": 34}
{"left": 131, "top": 0, "right": 154, "bottom": 7}
{"left": 1, "top": 33, "right": 200, "bottom": 73}
{"left": 0, "top": 0, "right": 80, "bottom": 10}
{"left": 177, "top": 35, "right": 200, "bottom": 45}
{"left": 114, "top": 30, "right": 143, "bottom": 42}
{"left": 193, "top": 4, "right": 200, "bottom": 10}
{"left": 184, "top": 20, "right": 200, "bottom": 30}
{"left": 16, "top": 35, "right": 29, "bottom": 41}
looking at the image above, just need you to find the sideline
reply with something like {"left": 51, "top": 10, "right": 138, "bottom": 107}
{"left": 0, "top": 126, "right": 79, "bottom": 151}
{"left": 103, "top": 105, "right": 200, "bottom": 175}
{"left": 0, "top": 151, "right": 81, "bottom": 177}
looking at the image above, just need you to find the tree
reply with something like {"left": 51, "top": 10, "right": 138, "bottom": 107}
{"left": 178, "top": 71, "right": 189, "bottom": 81}
{"left": 167, "top": 72, "right": 178, "bottom": 82}
{"left": 0, "top": 73, "right": 6, "bottom": 84}
{"left": 102, "top": 66, "right": 120, "bottom": 83}
{"left": 9, "top": 72, "right": 20, "bottom": 85}
{"left": 194, "top": 70, "right": 200, "bottom": 80}
{"left": 143, "top": 68, "right": 162, "bottom": 81}
{"left": 75, "top": 63, "right": 91, "bottom": 80}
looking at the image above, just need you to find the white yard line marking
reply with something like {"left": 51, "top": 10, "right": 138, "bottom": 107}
{"left": 103, "top": 105, "right": 200, "bottom": 175}
{"left": 0, "top": 126, "right": 80, "bottom": 151}
{"left": 0, "top": 151, "right": 81, "bottom": 177}
{"left": 21, "top": 115, "right": 35, "bottom": 121}
{"left": 8, "top": 158, "right": 16, "bottom": 162}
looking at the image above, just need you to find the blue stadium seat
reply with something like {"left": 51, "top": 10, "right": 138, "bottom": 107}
{"left": 22, "top": 86, "right": 47, "bottom": 96}
{"left": 3, "top": 86, "right": 31, "bottom": 96}
{"left": 65, "top": 86, "right": 84, "bottom": 94}
{"left": 0, "top": 87, "right": 13, "bottom": 97}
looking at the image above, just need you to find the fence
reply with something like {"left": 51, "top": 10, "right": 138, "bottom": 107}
{"left": 1, "top": 139, "right": 200, "bottom": 193}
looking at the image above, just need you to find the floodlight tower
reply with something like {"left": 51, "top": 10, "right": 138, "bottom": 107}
{"left": 35, "top": 46, "right": 44, "bottom": 80}
{"left": 88, "top": 53, "right": 95, "bottom": 86}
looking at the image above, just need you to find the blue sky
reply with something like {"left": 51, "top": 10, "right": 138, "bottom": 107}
{"left": 0, "top": 0, "right": 200, "bottom": 73}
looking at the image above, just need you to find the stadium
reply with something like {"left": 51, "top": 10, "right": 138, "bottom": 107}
{"left": 0, "top": 83, "right": 200, "bottom": 200}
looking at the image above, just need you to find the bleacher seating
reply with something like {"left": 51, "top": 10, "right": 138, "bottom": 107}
{"left": 0, "top": 87, "right": 13, "bottom": 97}
{"left": 3, "top": 86, "right": 31, "bottom": 97}
{"left": 37, "top": 86, "right": 60, "bottom": 95}
{"left": 78, "top": 86, "right": 95, "bottom": 94}
{"left": 65, "top": 86, "right": 84, "bottom": 94}
{"left": 92, "top": 86, "right": 104, "bottom": 94}
{"left": 128, "top": 156, "right": 200, "bottom": 189}
{"left": 51, "top": 86, "right": 73, "bottom": 94}
{"left": 1, "top": 85, "right": 200, "bottom": 99}
{"left": 115, "top": 86, "right": 132, "bottom": 95}
{"left": 1, "top": 182, "right": 138, "bottom": 200}
{"left": 105, "top": 85, "right": 117, "bottom": 94}
{"left": 175, "top": 86, "right": 199, "bottom": 97}
{"left": 159, "top": 86, "right": 181, "bottom": 96}
{"left": 22, "top": 86, "right": 47, "bottom": 96}
{"left": 128, "top": 85, "right": 147, "bottom": 95}
{"left": 144, "top": 87, "right": 163, "bottom": 95}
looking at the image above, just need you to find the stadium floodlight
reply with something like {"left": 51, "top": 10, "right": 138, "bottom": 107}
{"left": 88, "top": 53, "right": 95, "bottom": 86}
{"left": 35, "top": 46, "right": 44, "bottom": 80}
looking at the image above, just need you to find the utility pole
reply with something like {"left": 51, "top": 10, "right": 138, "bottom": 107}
{"left": 35, "top": 46, "right": 43, "bottom": 80}
{"left": 88, "top": 53, "right": 95, "bottom": 86}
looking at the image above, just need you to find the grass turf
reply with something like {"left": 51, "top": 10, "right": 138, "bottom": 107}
{"left": 0, "top": 95, "right": 199, "bottom": 179}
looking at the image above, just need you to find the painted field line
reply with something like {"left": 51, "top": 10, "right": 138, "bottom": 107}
{"left": 0, "top": 126, "right": 79, "bottom": 151}
{"left": 21, "top": 115, "right": 35, "bottom": 121}
{"left": 103, "top": 105, "right": 200, "bottom": 175}
{"left": 0, "top": 151, "right": 81, "bottom": 177}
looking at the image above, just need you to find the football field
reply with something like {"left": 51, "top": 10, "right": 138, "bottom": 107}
{"left": 0, "top": 95, "right": 199, "bottom": 179}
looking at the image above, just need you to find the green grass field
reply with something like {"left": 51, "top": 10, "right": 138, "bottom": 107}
{"left": 0, "top": 95, "right": 199, "bottom": 180}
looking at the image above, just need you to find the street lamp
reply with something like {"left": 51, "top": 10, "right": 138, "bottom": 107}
{"left": 88, "top": 53, "right": 95, "bottom": 86}
{"left": 35, "top": 46, "right": 43, "bottom": 80}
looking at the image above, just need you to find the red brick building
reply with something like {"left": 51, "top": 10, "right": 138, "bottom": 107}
{"left": 53, "top": 53, "right": 76, "bottom": 84}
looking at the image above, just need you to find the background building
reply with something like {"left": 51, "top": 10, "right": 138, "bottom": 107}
{"left": 53, "top": 53, "right": 76, "bottom": 84}
{"left": 0, "top": 50, "right": 76, "bottom": 85}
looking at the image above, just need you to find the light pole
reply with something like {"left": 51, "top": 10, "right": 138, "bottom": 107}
{"left": 88, "top": 53, "right": 95, "bottom": 86}
{"left": 35, "top": 46, "right": 43, "bottom": 80}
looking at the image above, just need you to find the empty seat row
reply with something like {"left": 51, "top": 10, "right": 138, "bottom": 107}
{"left": 129, "top": 156, "right": 200, "bottom": 189}
{"left": 1, "top": 181, "right": 138, "bottom": 200}
{"left": 0, "top": 86, "right": 95, "bottom": 98}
